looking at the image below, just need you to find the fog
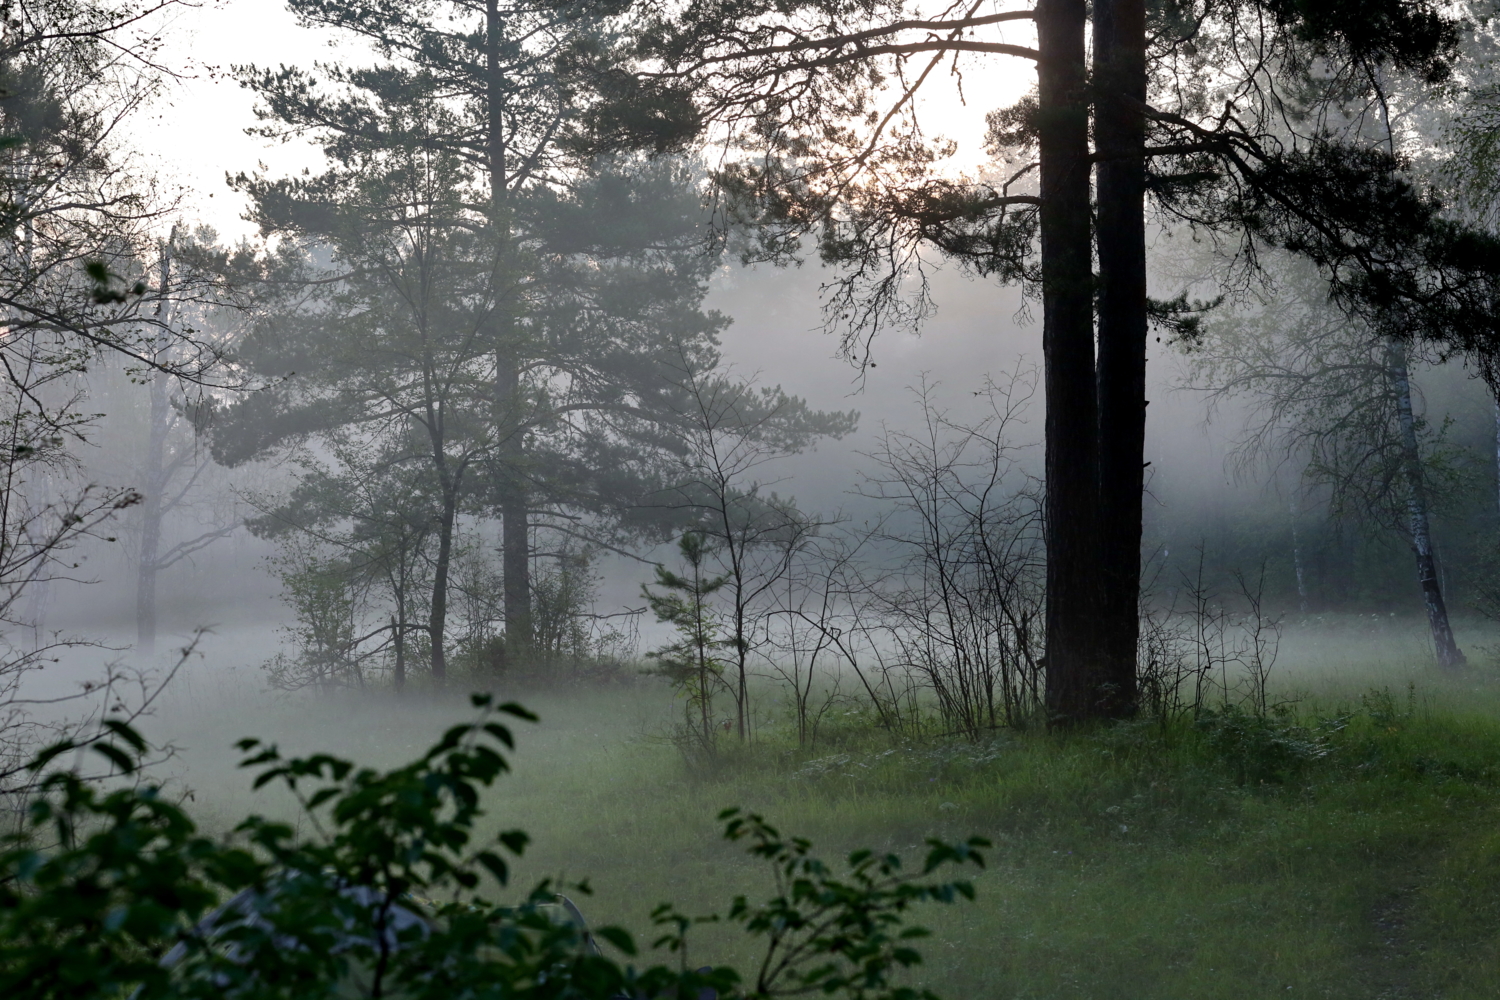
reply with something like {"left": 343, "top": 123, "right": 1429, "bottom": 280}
{"left": 39, "top": 247, "right": 1491, "bottom": 657}
{"left": 6, "top": 2, "right": 1500, "bottom": 998}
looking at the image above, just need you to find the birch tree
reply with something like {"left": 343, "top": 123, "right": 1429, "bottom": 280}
{"left": 1187, "top": 260, "right": 1469, "bottom": 668}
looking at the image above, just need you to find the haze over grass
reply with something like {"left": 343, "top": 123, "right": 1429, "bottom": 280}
{"left": 135, "top": 618, "right": 1500, "bottom": 1000}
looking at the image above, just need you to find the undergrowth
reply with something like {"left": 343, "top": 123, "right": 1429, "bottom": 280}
{"left": 494, "top": 682, "right": 1500, "bottom": 1000}
{"left": 143, "top": 673, "right": 1500, "bottom": 999}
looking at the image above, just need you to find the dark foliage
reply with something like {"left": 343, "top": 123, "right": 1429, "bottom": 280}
{"left": 0, "top": 696, "right": 988, "bottom": 1000}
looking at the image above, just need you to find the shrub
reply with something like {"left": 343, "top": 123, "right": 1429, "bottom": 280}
{"left": 1195, "top": 704, "right": 1332, "bottom": 785}
{"left": 0, "top": 697, "right": 986, "bottom": 1000}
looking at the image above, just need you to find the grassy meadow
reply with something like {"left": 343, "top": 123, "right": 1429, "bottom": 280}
{"left": 152, "top": 620, "right": 1500, "bottom": 1000}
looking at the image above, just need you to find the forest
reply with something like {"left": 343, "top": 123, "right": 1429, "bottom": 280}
{"left": 4, "top": 0, "right": 1500, "bottom": 997}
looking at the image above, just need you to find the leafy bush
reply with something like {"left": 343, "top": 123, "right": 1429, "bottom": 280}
{"left": 0, "top": 697, "right": 986, "bottom": 1000}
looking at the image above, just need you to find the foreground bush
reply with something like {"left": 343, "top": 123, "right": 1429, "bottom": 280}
{"left": 0, "top": 695, "right": 986, "bottom": 1000}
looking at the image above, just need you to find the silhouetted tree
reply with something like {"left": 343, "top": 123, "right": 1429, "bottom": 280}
{"left": 220, "top": 110, "right": 502, "bottom": 682}
{"left": 0, "top": 0, "right": 236, "bottom": 787}
{"left": 601, "top": 0, "right": 1499, "bottom": 717}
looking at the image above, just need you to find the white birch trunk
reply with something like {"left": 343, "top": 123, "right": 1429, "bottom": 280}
{"left": 1493, "top": 400, "right": 1500, "bottom": 517}
{"left": 1386, "top": 340, "right": 1465, "bottom": 669}
{"left": 1288, "top": 492, "right": 1309, "bottom": 614}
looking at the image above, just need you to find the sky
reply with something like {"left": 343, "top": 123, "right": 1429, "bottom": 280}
{"left": 140, "top": 0, "right": 1039, "bottom": 242}
{"left": 139, "top": 0, "right": 343, "bottom": 243}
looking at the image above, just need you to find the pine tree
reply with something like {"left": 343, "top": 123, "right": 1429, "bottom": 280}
{"left": 642, "top": 532, "right": 730, "bottom": 748}
{"left": 228, "top": 0, "right": 727, "bottom": 662}
{"left": 601, "top": 0, "right": 1500, "bottom": 717}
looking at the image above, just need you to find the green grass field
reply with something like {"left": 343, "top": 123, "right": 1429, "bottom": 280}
{"left": 159, "top": 639, "right": 1500, "bottom": 1000}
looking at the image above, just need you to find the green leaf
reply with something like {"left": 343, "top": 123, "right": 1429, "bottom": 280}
{"left": 474, "top": 850, "right": 510, "bottom": 886}
{"left": 497, "top": 829, "right": 531, "bottom": 855}
{"left": 481, "top": 722, "right": 515, "bottom": 749}
{"left": 498, "top": 701, "right": 539, "bottom": 722}
{"left": 100, "top": 719, "right": 149, "bottom": 753}
{"left": 307, "top": 788, "right": 340, "bottom": 810}
{"left": 28, "top": 740, "right": 79, "bottom": 773}
{"left": 91, "top": 742, "right": 138, "bottom": 774}
{"left": 594, "top": 925, "right": 637, "bottom": 956}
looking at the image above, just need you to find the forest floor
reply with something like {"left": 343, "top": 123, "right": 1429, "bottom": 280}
{"left": 162, "top": 647, "right": 1500, "bottom": 1000}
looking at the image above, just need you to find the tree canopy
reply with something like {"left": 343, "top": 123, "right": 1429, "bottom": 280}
{"left": 591, "top": 0, "right": 1500, "bottom": 720}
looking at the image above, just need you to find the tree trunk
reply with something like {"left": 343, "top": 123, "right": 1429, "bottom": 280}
{"left": 1092, "top": 0, "right": 1147, "bottom": 719}
{"left": 732, "top": 576, "right": 748, "bottom": 741}
{"left": 136, "top": 369, "right": 167, "bottom": 654}
{"left": 430, "top": 489, "right": 458, "bottom": 682}
{"left": 1386, "top": 339, "right": 1465, "bottom": 669}
{"left": 1289, "top": 493, "right": 1309, "bottom": 613}
{"left": 496, "top": 352, "right": 531, "bottom": 652}
{"left": 694, "top": 577, "right": 713, "bottom": 746}
{"left": 1492, "top": 399, "right": 1499, "bottom": 517}
{"left": 392, "top": 612, "right": 405, "bottom": 691}
{"left": 499, "top": 459, "right": 531, "bottom": 651}
{"left": 487, "top": 0, "right": 532, "bottom": 655}
{"left": 718, "top": 498, "right": 749, "bottom": 740}
{"left": 1037, "top": 0, "right": 1101, "bottom": 724}
{"left": 136, "top": 238, "right": 174, "bottom": 655}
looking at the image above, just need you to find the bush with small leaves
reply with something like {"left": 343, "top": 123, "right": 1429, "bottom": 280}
{"left": 0, "top": 697, "right": 986, "bottom": 1000}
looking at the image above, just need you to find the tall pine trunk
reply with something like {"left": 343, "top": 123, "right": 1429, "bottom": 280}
{"left": 1492, "top": 399, "right": 1499, "bottom": 517}
{"left": 1092, "top": 0, "right": 1147, "bottom": 718}
{"left": 498, "top": 406, "right": 531, "bottom": 652}
{"left": 488, "top": 0, "right": 532, "bottom": 655}
{"left": 1386, "top": 340, "right": 1465, "bottom": 669}
{"left": 1037, "top": 0, "right": 1101, "bottom": 724}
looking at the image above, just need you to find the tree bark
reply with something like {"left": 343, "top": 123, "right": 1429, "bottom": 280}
{"left": 495, "top": 335, "right": 531, "bottom": 654}
{"left": 1092, "top": 0, "right": 1147, "bottom": 718}
{"left": 1492, "top": 399, "right": 1499, "bottom": 517}
{"left": 1386, "top": 339, "right": 1465, "bottom": 669}
{"left": 391, "top": 613, "right": 405, "bottom": 691}
{"left": 499, "top": 433, "right": 532, "bottom": 651}
{"left": 136, "top": 367, "right": 168, "bottom": 655}
{"left": 430, "top": 487, "right": 458, "bottom": 682}
{"left": 487, "top": 0, "right": 533, "bottom": 654}
{"left": 1037, "top": 0, "right": 1101, "bottom": 724}
{"left": 1289, "top": 493, "right": 1309, "bottom": 613}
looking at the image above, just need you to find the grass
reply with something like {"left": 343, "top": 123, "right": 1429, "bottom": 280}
{"left": 155, "top": 653, "right": 1500, "bottom": 1000}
